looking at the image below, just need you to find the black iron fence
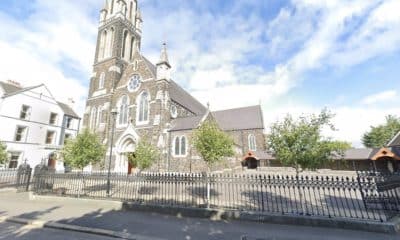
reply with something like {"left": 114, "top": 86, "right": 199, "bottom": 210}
{"left": 0, "top": 167, "right": 32, "bottom": 191}
{"left": 31, "top": 171, "right": 400, "bottom": 222}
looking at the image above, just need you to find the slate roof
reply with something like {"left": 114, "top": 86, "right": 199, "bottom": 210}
{"left": 251, "top": 151, "right": 275, "bottom": 160}
{"left": 392, "top": 146, "right": 400, "bottom": 157}
{"left": 57, "top": 101, "right": 80, "bottom": 119}
{"left": 341, "top": 148, "right": 379, "bottom": 160}
{"left": 0, "top": 81, "right": 22, "bottom": 95}
{"left": 213, "top": 105, "right": 264, "bottom": 131}
{"left": 168, "top": 81, "right": 207, "bottom": 115}
{"left": 169, "top": 115, "right": 204, "bottom": 132}
{"left": 388, "top": 131, "right": 400, "bottom": 147}
{"left": 142, "top": 56, "right": 157, "bottom": 77}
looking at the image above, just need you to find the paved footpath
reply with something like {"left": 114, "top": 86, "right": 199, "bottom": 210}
{"left": 0, "top": 221, "right": 118, "bottom": 240}
{"left": 0, "top": 191, "right": 399, "bottom": 240}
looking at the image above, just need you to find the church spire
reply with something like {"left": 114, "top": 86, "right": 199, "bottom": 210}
{"left": 102, "top": 0, "right": 109, "bottom": 11}
{"left": 156, "top": 43, "right": 171, "bottom": 81}
{"left": 158, "top": 42, "right": 171, "bottom": 68}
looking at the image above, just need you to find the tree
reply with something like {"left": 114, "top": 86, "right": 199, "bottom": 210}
{"left": 127, "top": 139, "right": 160, "bottom": 173}
{"left": 0, "top": 142, "right": 7, "bottom": 166}
{"left": 61, "top": 129, "right": 105, "bottom": 170}
{"left": 362, "top": 115, "right": 400, "bottom": 148}
{"left": 267, "top": 109, "right": 351, "bottom": 176}
{"left": 192, "top": 120, "right": 234, "bottom": 171}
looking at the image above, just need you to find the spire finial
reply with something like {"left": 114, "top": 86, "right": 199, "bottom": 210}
{"left": 158, "top": 42, "right": 171, "bottom": 67}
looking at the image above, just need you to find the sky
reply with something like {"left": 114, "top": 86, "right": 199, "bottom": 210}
{"left": 0, "top": 0, "right": 399, "bottom": 147}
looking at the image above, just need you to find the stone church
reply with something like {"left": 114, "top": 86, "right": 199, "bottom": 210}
{"left": 83, "top": 0, "right": 266, "bottom": 173}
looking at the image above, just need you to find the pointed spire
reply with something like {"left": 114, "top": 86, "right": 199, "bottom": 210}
{"left": 137, "top": 7, "right": 142, "bottom": 20}
{"left": 101, "top": 0, "right": 109, "bottom": 12}
{"left": 157, "top": 42, "right": 171, "bottom": 68}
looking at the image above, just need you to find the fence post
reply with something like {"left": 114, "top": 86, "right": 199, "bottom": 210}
{"left": 25, "top": 167, "right": 32, "bottom": 191}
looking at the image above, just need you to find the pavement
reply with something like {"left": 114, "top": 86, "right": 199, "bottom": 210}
{"left": 0, "top": 191, "right": 399, "bottom": 240}
{"left": 0, "top": 221, "right": 118, "bottom": 240}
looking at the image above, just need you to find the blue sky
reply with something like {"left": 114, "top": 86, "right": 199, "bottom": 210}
{"left": 0, "top": 0, "right": 399, "bottom": 146}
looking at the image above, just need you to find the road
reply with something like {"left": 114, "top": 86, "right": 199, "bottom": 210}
{"left": 0, "top": 221, "right": 118, "bottom": 240}
{"left": 0, "top": 191, "right": 398, "bottom": 240}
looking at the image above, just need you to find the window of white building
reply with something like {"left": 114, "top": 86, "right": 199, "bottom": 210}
{"left": 64, "top": 133, "right": 71, "bottom": 144}
{"left": 14, "top": 126, "right": 28, "bottom": 142}
{"left": 46, "top": 131, "right": 56, "bottom": 145}
{"left": 248, "top": 134, "right": 257, "bottom": 151}
{"left": 65, "top": 117, "right": 73, "bottom": 129}
{"left": 19, "top": 105, "right": 31, "bottom": 120}
{"left": 49, "top": 113, "right": 58, "bottom": 125}
{"left": 8, "top": 152, "right": 20, "bottom": 169}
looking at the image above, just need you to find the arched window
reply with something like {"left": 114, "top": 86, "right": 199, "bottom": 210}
{"left": 248, "top": 134, "right": 257, "bottom": 151}
{"left": 173, "top": 136, "right": 187, "bottom": 156}
{"left": 130, "top": 36, "right": 135, "bottom": 60}
{"left": 122, "top": 30, "right": 128, "bottom": 59}
{"left": 137, "top": 91, "right": 149, "bottom": 123}
{"left": 98, "top": 30, "right": 107, "bottom": 60}
{"left": 90, "top": 107, "right": 97, "bottom": 129}
{"left": 110, "top": 0, "right": 114, "bottom": 14}
{"left": 96, "top": 107, "right": 102, "bottom": 127}
{"left": 180, "top": 136, "right": 186, "bottom": 156}
{"left": 129, "top": 1, "right": 133, "bottom": 19}
{"left": 174, "top": 137, "right": 180, "bottom": 156}
{"left": 99, "top": 72, "right": 105, "bottom": 89}
{"left": 105, "top": 27, "right": 114, "bottom": 58}
{"left": 118, "top": 95, "right": 129, "bottom": 126}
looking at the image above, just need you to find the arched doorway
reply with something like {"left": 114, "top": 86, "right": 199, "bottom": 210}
{"left": 114, "top": 124, "right": 140, "bottom": 173}
{"left": 47, "top": 152, "right": 57, "bottom": 169}
{"left": 117, "top": 137, "right": 136, "bottom": 173}
{"left": 246, "top": 157, "right": 258, "bottom": 169}
{"left": 242, "top": 152, "right": 259, "bottom": 169}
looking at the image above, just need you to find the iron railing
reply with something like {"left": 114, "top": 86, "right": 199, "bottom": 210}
{"left": 0, "top": 167, "right": 32, "bottom": 191}
{"left": 31, "top": 171, "right": 400, "bottom": 222}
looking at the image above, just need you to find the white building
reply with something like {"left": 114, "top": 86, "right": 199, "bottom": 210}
{"left": 0, "top": 81, "right": 81, "bottom": 171}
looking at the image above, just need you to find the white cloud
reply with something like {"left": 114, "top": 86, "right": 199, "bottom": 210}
{"left": 263, "top": 104, "right": 400, "bottom": 147}
{"left": 0, "top": 0, "right": 100, "bottom": 115}
{"left": 361, "top": 90, "right": 398, "bottom": 105}
{"left": 1, "top": 0, "right": 399, "bottom": 147}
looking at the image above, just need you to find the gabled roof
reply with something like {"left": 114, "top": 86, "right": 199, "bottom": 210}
{"left": 0, "top": 81, "right": 79, "bottom": 119}
{"left": 169, "top": 115, "right": 204, "bottom": 132}
{"left": 212, "top": 105, "right": 264, "bottom": 131}
{"left": 388, "top": 131, "right": 400, "bottom": 147}
{"left": 57, "top": 101, "right": 80, "bottom": 119}
{"left": 169, "top": 81, "right": 207, "bottom": 115}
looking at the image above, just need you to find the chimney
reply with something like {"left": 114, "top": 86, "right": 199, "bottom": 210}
{"left": 67, "top": 98, "right": 75, "bottom": 108}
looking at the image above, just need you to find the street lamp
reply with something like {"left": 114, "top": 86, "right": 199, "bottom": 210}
{"left": 106, "top": 108, "right": 118, "bottom": 196}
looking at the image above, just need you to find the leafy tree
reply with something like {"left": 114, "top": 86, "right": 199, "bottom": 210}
{"left": 61, "top": 129, "right": 105, "bottom": 170}
{"left": 127, "top": 139, "right": 160, "bottom": 173}
{"left": 362, "top": 115, "right": 400, "bottom": 148}
{"left": 192, "top": 120, "right": 234, "bottom": 171}
{"left": 267, "top": 109, "right": 351, "bottom": 176}
{"left": 0, "top": 142, "right": 7, "bottom": 165}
